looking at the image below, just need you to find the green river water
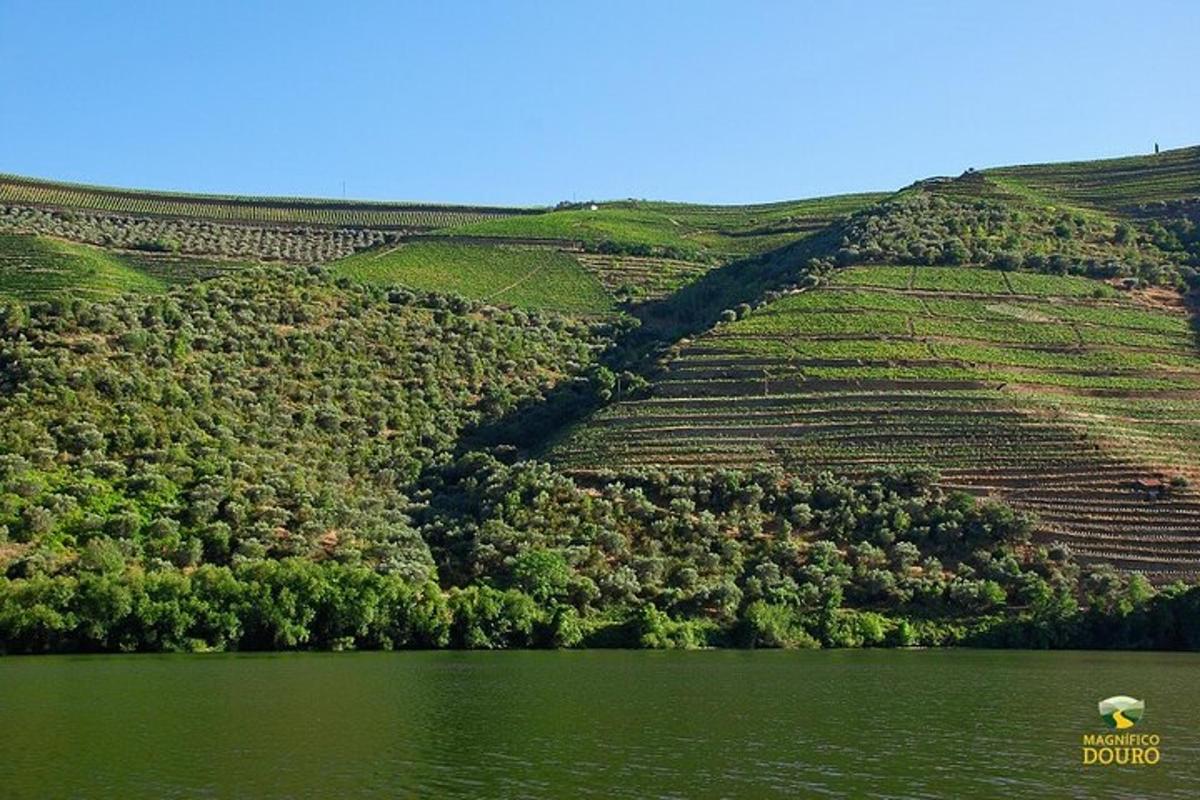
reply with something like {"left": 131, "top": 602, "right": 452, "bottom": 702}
{"left": 0, "top": 649, "right": 1197, "bottom": 798}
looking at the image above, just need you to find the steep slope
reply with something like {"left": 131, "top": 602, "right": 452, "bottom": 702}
{"left": 0, "top": 171, "right": 885, "bottom": 312}
{"left": 331, "top": 241, "right": 614, "bottom": 314}
{"left": 4, "top": 268, "right": 1137, "bottom": 654}
{"left": 555, "top": 265, "right": 1200, "bottom": 581}
{"left": 4, "top": 149, "right": 1200, "bottom": 652}
{"left": 0, "top": 269, "right": 607, "bottom": 581}
{"left": 0, "top": 233, "right": 164, "bottom": 299}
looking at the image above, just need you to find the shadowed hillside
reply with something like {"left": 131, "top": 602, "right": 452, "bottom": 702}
{"left": 2, "top": 147, "right": 1200, "bottom": 587}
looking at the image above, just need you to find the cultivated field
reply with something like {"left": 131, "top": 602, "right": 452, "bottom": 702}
{"left": 0, "top": 173, "right": 533, "bottom": 228}
{"left": 0, "top": 203, "right": 390, "bottom": 265}
{"left": 555, "top": 265, "right": 1200, "bottom": 580}
{"left": 439, "top": 194, "right": 885, "bottom": 261}
{"left": 332, "top": 241, "right": 613, "bottom": 314}
{"left": 0, "top": 233, "right": 163, "bottom": 298}
{"left": 0, "top": 146, "right": 1199, "bottom": 583}
{"left": 0, "top": 175, "right": 885, "bottom": 307}
{"left": 989, "top": 145, "right": 1200, "bottom": 212}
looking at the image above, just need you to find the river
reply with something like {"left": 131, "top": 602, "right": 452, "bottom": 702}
{"left": 1, "top": 649, "right": 1196, "bottom": 798}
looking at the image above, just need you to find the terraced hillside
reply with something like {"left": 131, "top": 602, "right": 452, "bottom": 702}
{"left": 555, "top": 265, "right": 1200, "bottom": 581}
{"left": 0, "top": 173, "right": 532, "bottom": 228}
{"left": 433, "top": 194, "right": 885, "bottom": 301}
{"left": 0, "top": 172, "right": 884, "bottom": 306}
{"left": 3, "top": 146, "right": 1200, "bottom": 648}
{"left": 0, "top": 232, "right": 263, "bottom": 300}
{"left": 989, "top": 145, "right": 1200, "bottom": 213}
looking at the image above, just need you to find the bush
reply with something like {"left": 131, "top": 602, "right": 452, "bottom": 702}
{"left": 739, "top": 601, "right": 820, "bottom": 648}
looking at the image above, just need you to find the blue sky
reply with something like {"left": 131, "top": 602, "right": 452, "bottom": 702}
{"left": 0, "top": 0, "right": 1195, "bottom": 205}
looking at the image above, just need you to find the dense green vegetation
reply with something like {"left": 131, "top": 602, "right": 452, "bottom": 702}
{"left": 332, "top": 241, "right": 614, "bottom": 314}
{"left": 5, "top": 448, "right": 1197, "bottom": 652}
{"left": 828, "top": 186, "right": 1198, "bottom": 288}
{"left": 559, "top": 265, "right": 1200, "bottom": 578}
{"left": 0, "top": 269, "right": 608, "bottom": 588}
{"left": 3, "top": 146, "right": 1200, "bottom": 652}
{"left": 2, "top": 268, "right": 1195, "bottom": 653}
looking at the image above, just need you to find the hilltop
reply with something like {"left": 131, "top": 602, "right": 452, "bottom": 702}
{"left": 2, "top": 146, "right": 1200, "bottom": 652}
{"left": 0, "top": 171, "right": 887, "bottom": 305}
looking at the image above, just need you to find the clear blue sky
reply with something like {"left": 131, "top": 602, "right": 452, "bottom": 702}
{"left": 1, "top": 0, "right": 1195, "bottom": 206}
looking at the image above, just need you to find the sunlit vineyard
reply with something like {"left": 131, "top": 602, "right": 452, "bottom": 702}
{"left": 555, "top": 265, "right": 1200, "bottom": 581}
{"left": 573, "top": 253, "right": 712, "bottom": 300}
{"left": 1, "top": 142, "right": 1200, "bottom": 655}
{"left": 332, "top": 241, "right": 614, "bottom": 314}
{"left": 989, "top": 145, "right": 1200, "bottom": 211}
{"left": 0, "top": 233, "right": 163, "bottom": 298}
{"left": 438, "top": 193, "right": 885, "bottom": 261}
{"left": 0, "top": 173, "right": 533, "bottom": 228}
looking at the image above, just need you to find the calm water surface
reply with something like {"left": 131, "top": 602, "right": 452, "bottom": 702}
{"left": 1, "top": 649, "right": 1197, "bottom": 799}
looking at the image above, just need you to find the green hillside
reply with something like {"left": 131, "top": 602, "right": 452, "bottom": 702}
{"left": 2, "top": 143, "right": 1200, "bottom": 635}
{"left": 989, "top": 145, "right": 1200, "bottom": 211}
{"left": 5, "top": 268, "right": 1163, "bottom": 654}
{"left": 555, "top": 264, "right": 1200, "bottom": 579}
{"left": 0, "top": 270, "right": 605, "bottom": 600}
{"left": 0, "top": 172, "right": 533, "bottom": 228}
{"left": 438, "top": 194, "right": 884, "bottom": 259}
{"left": 0, "top": 233, "right": 165, "bottom": 299}
{"left": 332, "top": 241, "right": 614, "bottom": 314}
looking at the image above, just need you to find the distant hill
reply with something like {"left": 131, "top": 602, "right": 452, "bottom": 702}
{"left": 0, "top": 172, "right": 536, "bottom": 227}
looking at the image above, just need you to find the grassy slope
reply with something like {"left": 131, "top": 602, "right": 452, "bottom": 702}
{"left": 418, "top": 194, "right": 885, "bottom": 305}
{"left": 1, "top": 173, "right": 886, "bottom": 312}
{"left": 987, "top": 145, "right": 1200, "bottom": 211}
{"left": 0, "top": 233, "right": 165, "bottom": 299}
{"left": 555, "top": 265, "right": 1200, "bottom": 578}
{"left": 120, "top": 253, "right": 262, "bottom": 286}
{"left": 331, "top": 241, "right": 614, "bottom": 314}
{"left": 438, "top": 194, "right": 885, "bottom": 258}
